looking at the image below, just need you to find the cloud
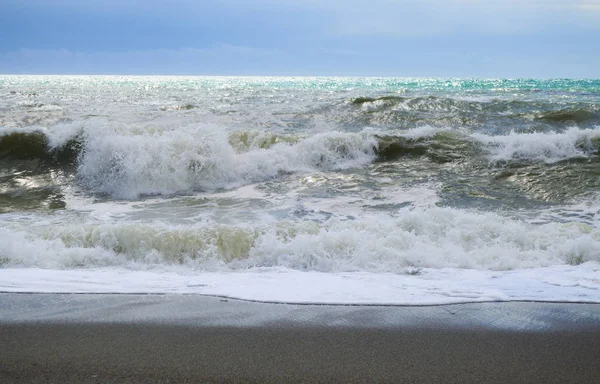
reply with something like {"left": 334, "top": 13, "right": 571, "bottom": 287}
{"left": 2, "top": 1, "right": 598, "bottom": 77}
{"left": 242, "top": 0, "right": 600, "bottom": 37}
{"left": 578, "top": 0, "right": 600, "bottom": 10}
{"left": 6, "top": 0, "right": 600, "bottom": 40}
{"left": 316, "top": 0, "right": 600, "bottom": 37}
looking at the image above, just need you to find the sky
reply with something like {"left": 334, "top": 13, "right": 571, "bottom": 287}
{"left": 1, "top": 0, "right": 599, "bottom": 77}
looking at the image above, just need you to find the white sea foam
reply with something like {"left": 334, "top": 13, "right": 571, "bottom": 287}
{"left": 2, "top": 207, "right": 599, "bottom": 271}
{"left": 360, "top": 126, "right": 445, "bottom": 140}
{"left": 1, "top": 264, "right": 598, "bottom": 304}
{"left": 473, "top": 127, "right": 600, "bottom": 163}
{"left": 2, "top": 76, "right": 600, "bottom": 304}
{"left": 76, "top": 123, "right": 377, "bottom": 198}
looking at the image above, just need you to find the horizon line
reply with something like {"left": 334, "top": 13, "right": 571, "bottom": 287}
{"left": 1, "top": 73, "right": 598, "bottom": 80}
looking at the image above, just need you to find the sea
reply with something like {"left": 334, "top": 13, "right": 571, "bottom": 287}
{"left": 0, "top": 75, "right": 599, "bottom": 304}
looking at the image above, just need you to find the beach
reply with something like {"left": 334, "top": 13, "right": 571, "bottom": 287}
{"left": 2, "top": 293, "right": 600, "bottom": 383}
{"left": 3, "top": 0, "right": 600, "bottom": 379}
{"left": 2, "top": 76, "right": 600, "bottom": 382}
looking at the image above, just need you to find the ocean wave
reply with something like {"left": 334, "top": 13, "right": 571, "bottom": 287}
{"left": 76, "top": 124, "right": 377, "bottom": 198}
{"left": 534, "top": 108, "right": 600, "bottom": 124}
{"left": 0, "top": 131, "right": 80, "bottom": 164}
{"left": 228, "top": 130, "right": 302, "bottom": 151}
{"left": 347, "top": 95, "right": 600, "bottom": 129}
{"left": 0, "top": 124, "right": 376, "bottom": 198}
{"left": 473, "top": 127, "right": 600, "bottom": 163}
{"left": 350, "top": 95, "right": 600, "bottom": 116}
{"left": 3, "top": 123, "right": 600, "bottom": 198}
{"left": 2, "top": 207, "right": 598, "bottom": 271}
{"left": 374, "top": 126, "right": 600, "bottom": 165}
{"left": 350, "top": 95, "right": 407, "bottom": 106}
{"left": 375, "top": 130, "right": 475, "bottom": 163}
{"left": 159, "top": 104, "right": 195, "bottom": 111}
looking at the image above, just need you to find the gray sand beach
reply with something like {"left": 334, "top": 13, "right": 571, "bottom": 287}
{"left": 1, "top": 294, "right": 599, "bottom": 383}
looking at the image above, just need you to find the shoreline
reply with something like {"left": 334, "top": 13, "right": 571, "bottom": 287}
{"left": 3, "top": 290, "right": 600, "bottom": 306}
{"left": 2, "top": 294, "right": 599, "bottom": 383}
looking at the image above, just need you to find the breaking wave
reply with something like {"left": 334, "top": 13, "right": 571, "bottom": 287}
{"left": 2, "top": 123, "right": 600, "bottom": 198}
{"left": 348, "top": 95, "right": 600, "bottom": 129}
{"left": 76, "top": 125, "right": 377, "bottom": 198}
{"left": 473, "top": 127, "right": 600, "bottom": 163}
{"left": 1, "top": 207, "right": 598, "bottom": 271}
{"left": 0, "top": 129, "right": 82, "bottom": 164}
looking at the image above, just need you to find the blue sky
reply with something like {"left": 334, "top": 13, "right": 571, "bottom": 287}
{"left": 1, "top": 0, "right": 599, "bottom": 77}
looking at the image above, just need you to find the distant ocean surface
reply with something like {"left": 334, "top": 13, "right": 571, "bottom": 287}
{"left": 1, "top": 76, "right": 599, "bottom": 304}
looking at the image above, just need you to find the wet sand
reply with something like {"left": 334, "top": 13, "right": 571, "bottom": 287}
{"left": 1, "top": 294, "right": 599, "bottom": 383}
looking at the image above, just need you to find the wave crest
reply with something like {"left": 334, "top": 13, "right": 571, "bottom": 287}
{"left": 77, "top": 125, "right": 377, "bottom": 198}
{"left": 474, "top": 127, "right": 600, "bottom": 163}
{"left": 2, "top": 208, "right": 598, "bottom": 271}
{"left": 0, "top": 130, "right": 82, "bottom": 164}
